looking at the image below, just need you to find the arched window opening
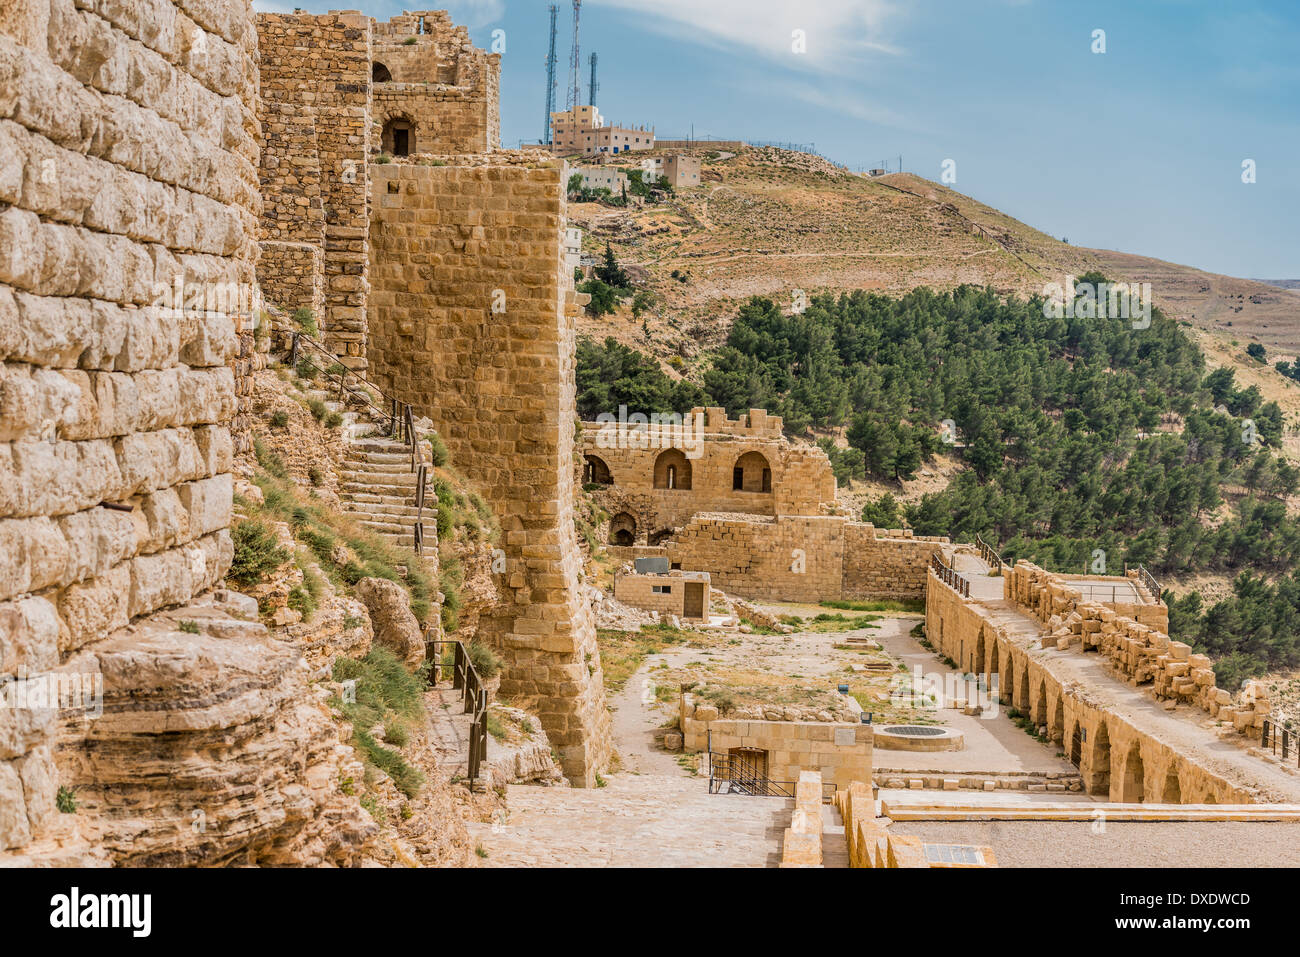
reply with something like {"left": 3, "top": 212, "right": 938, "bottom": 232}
{"left": 732, "top": 451, "right": 773, "bottom": 493}
{"left": 653, "top": 450, "right": 692, "bottom": 491}
{"left": 584, "top": 455, "right": 613, "bottom": 486}
{"left": 373, "top": 62, "right": 393, "bottom": 83}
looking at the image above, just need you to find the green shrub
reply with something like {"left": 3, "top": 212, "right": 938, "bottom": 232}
{"left": 254, "top": 439, "right": 289, "bottom": 480}
{"left": 486, "top": 712, "right": 508, "bottom": 742}
{"left": 426, "top": 432, "right": 449, "bottom": 467}
{"left": 308, "top": 466, "right": 325, "bottom": 487}
{"left": 324, "top": 411, "right": 344, "bottom": 429}
{"left": 292, "top": 308, "right": 318, "bottom": 337}
{"left": 308, "top": 398, "right": 327, "bottom": 421}
{"left": 332, "top": 648, "right": 427, "bottom": 798}
{"left": 228, "top": 519, "right": 290, "bottom": 587}
{"left": 270, "top": 410, "right": 290, "bottom": 428}
{"left": 56, "top": 787, "right": 77, "bottom": 814}
{"left": 467, "top": 640, "right": 503, "bottom": 678}
{"left": 178, "top": 620, "right": 200, "bottom": 634}
{"left": 295, "top": 357, "right": 318, "bottom": 381}
{"left": 383, "top": 720, "right": 410, "bottom": 747}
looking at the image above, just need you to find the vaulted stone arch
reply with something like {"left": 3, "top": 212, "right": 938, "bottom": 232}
{"left": 583, "top": 454, "right": 613, "bottom": 485}
{"left": 1160, "top": 766, "right": 1183, "bottom": 804}
{"left": 654, "top": 449, "right": 693, "bottom": 490}
{"left": 732, "top": 450, "right": 773, "bottom": 493}
{"left": 1118, "top": 741, "right": 1146, "bottom": 803}
{"left": 609, "top": 512, "right": 636, "bottom": 546}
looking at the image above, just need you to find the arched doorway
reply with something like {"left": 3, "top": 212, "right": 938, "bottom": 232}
{"left": 583, "top": 454, "right": 613, "bottom": 485}
{"left": 1032, "top": 678, "right": 1047, "bottom": 728}
{"left": 1051, "top": 696, "right": 1064, "bottom": 744}
{"left": 372, "top": 62, "right": 393, "bottom": 83}
{"left": 609, "top": 512, "right": 636, "bottom": 546}
{"left": 1017, "top": 665, "right": 1029, "bottom": 714}
{"left": 654, "top": 449, "right": 693, "bottom": 490}
{"left": 1089, "top": 722, "right": 1111, "bottom": 797}
{"left": 732, "top": 451, "right": 772, "bottom": 493}
{"left": 382, "top": 117, "right": 414, "bottom": 156}
{"left": 1002, "top": 654, "right": 1015, "bottom": 707}
{"left": 1069, "top": 723, "right": 1082, "bottom": 767}
{"left": 1119, "top": 743, "right": 1145, "bottom": 803}
{"left": 1160, "top": 768, "right": 1182, "bottom": 804}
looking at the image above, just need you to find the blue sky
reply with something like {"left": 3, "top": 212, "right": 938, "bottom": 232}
{"left": 255, "top": 0, "right": 1300, "bottom": 279}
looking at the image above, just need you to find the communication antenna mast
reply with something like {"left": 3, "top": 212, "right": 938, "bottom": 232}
{"left": 588, "top": 51, "right": 599, "bottom": 108}
{"left": 543, "top": 4, "right": 558, "bottom": 143}
{"left": 566, "top": 0, "right": 582, "bottom": 110}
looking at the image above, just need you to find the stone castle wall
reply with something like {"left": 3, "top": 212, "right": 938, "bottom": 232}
{"left": 256, "top": 11, "right": 371, "bottom": 369}
{"left": 664, "top": 514, "right": 945, "bottom": 603}
{"left": 366, "top": 158, "right": 611, "bottom": 784}
{"left": 0, "top": 0, "right": 259, "bottom": 857}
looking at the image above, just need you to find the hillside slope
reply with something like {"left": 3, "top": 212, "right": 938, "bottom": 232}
{"left": 570, "top": 146, "right": 1300, "bottom": 366}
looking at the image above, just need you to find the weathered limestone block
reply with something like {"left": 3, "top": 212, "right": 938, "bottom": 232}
{"left": 0, "top": 437, "right": 124, "bottom": 519}
{"left": 0, "top": 362, "right": 81, "bottom": 440}
{"left": 0, "top": 516, "right": 68, "bottom": 600}
{"left": 56, "top": 505, "right": 136, "bottom": 586}
{"left": 354, "top": 577, "right": 425, "bottom": 667}
{"left": 58, "top": 562, "right": 131, "bottom": 654}
{"left": 0, "top": 595, "right": 60, "bottom": 676}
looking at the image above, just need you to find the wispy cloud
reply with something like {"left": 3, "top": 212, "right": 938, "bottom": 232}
{"left": 590, "top": 0, "right": 902, "bottom": 71}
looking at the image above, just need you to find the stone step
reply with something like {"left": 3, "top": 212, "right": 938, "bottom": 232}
{"left": 342, "top": 451, "right": 412, "bottom": 466}
{"left": 340, "top": 455, "right": 410, "bottom": 470}
{"left": 343, "top": 508, "right": 421, "bottom": 524}
{"left": 340, "top": 472, "right": 418, "bottom": 488}
{"left": 340, "top": 492, "right": 420, "bottom": 507}
{"left": 343, "top": 499, "right": 421, "bottom": 514}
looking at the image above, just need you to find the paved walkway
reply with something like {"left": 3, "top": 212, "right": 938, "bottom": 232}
{"left": 871, "top": 617, "right": 1079, "bottom": 775}
{"left": 468, "top": 653, "right": 795, "bottom": 867}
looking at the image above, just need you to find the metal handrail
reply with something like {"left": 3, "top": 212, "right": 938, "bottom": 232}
{"left": 1136, "top": 564, "right": 1162, "bottom": 601}
{"left": 930, "top": 553, "right": 970, "bottom": 598}
{"left": 975, "top": 534, "right": 1006, "bottom": 572}
{"left": 1262, "top": 718, "right": 1299, "bottom": 768}
{"left": 429, "top": 639, "right": 490, "bottom": 787}
{"left": 280, "top": 323, "right": 402, "bottom": 436}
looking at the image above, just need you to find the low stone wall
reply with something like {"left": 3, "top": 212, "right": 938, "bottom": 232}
{"left": 665, "top": 514, "right": 945, "bottom": 604}
{"left": 1009, "top": 562, "right": 1270, "bottom": 734}
{"left": 681, "top": 694, "right": 872, "bottom": 789}
{"left": 780, "top": 771, "right": 824, "bottom": 868}
{"left": 835, "top": 781, "right": 998, "bottom": 868}
{"left": 925, "top": 569, "right": 1257, "bottom": 804}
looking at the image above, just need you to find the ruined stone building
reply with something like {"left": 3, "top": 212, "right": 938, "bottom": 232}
{"left": 580, "top": 409, "right": 944, "bottom": 602}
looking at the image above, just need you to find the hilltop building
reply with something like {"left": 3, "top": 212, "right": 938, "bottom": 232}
{"left": 550, "top": 104, "right": 655, "bottom": 156}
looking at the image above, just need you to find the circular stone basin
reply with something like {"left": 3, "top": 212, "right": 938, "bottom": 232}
{"left": 873, "top": 725, "right": 965, "bottom": 752}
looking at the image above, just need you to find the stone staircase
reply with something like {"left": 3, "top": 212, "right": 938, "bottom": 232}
{"left": 339, "top": 427, "right": 426, "bottom": 552}
{"left": 292, "top": 374, "right": 431, "bottom": 555}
